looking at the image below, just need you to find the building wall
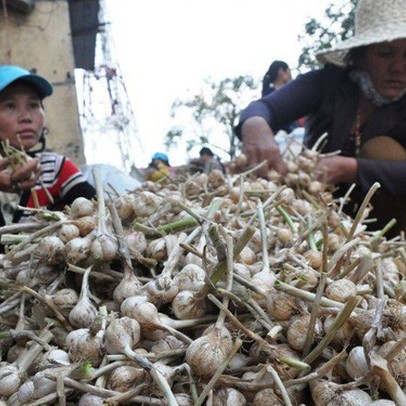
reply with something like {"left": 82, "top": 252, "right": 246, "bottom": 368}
{"left": 0, "top": 0, "right": 86, "bottom": 165}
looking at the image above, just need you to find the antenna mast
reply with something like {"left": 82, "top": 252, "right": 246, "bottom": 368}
{"left": 78, "top": 0, "right": 143, "bottom": 177}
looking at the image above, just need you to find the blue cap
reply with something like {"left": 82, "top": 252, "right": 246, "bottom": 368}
{"left": 0, "top": 65, "right": 53, "bottom": 98}
{"left": 152, "top": 152, "right": 169, "bottom": 165}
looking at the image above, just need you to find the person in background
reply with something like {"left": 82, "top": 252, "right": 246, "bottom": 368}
{"left": 189, "top": 147, "right": 226, "bottom": 175}
{"left": 261, "top": 60, "right": 304, "bottom": 132}
{"left": 261, "top": 60, "right": 292, "bottom": 97}
{"left": 236, "top": 0, "right": 406, "bottom": 236}
{"left": 144, "top": 152, "right": 170, "bottom": 182}
{"left": 0, "top": 65, "right": 96, "bottom": 227}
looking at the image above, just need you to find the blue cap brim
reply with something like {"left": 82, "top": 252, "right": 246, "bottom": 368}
{"left": 0, "top": 65, "right": 53, "bottom": 98}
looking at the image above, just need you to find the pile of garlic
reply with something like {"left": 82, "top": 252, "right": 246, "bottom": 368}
{"left": 0, "top": 148, "right": 405, "bottom": 406}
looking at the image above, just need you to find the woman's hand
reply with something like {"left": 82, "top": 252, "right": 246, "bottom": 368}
{"left": 241, "top": 117, "right": 287, "bottom": 178}
{"left": 0, "top": 157, "right": 41, "bottom": 193}
{"left": 313, "top": 156, "right": 358, "bottom": 184}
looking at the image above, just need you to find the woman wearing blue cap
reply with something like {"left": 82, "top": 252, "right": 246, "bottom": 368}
{"left": 0, "top": 65, "right": 96, "bottom": 227}
{"left": 144, "top": 152, "right": 170, "bottom": 182}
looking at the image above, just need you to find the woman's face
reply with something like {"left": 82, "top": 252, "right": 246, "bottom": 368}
{"left": 0, "top": 82, "right": 45, "bottom": 150}
{"left": 361, "top": 39, "right": 406, "bottom": 100}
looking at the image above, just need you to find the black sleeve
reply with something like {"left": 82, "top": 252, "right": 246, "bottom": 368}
{"left": 235, "top": 68, "right": 325, "bottom": 138}
{"left": 48, "top": 181, "right": 96, "bottom": 210}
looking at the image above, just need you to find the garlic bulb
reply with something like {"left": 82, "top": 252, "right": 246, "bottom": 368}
{"left": 68, "top": 267, "right": 98, "bottom": 328}
{"left": 108, "top": 365, "right": 149, "bottom": 392}
{"left": 51, "top": 288, "right": 79, "bottom": 317}
{"left": 146, "top": 275, "right": 179, "bottom": 307}
{"left": 171, "top": 290, "right": 207, "bottom": 319}
{"left": 58, "top": 223, "right": 80, "bottom": 243}
{"left": 266, "top": 290, "right": 299, "bottom": 320}
{"left": 345, "top": 346, "right": 370, "bottom": 379}
{"left": 66, "top": 328, "right": 104, "bottom": 367}
{"left": 325, "top": 279, "right": 357, "bottom": 303}
{"left": 173, "top": 263, "right": 206, "bottom": 291}
{"left": 64, "top": 232, "right": 95, "bottom": 264}
{"left": 78, "top": 393, "right": 106, "bottom": 406}
{"left": 113, "top": 264, "right": 142, "bottom": 304}
{"left": 114, "top": 194, "right": 136, "bottom": 223}
{"left": 186, "top": 325, "right": 233, "bottom": 377}
{"left": 125, "top": 230, "right": 148, "bottom": 255}
{"left": 33, "top": 235, "right": 65, "bottom": 265}
{"left": 70, "top": 197, "right": 96, "bottom": 218}
{"left": 17, "top": 380, "right": 35, "bottom": 404}
{"left": 253, "top": 388, "right": 283, "bottom": 405}
{"left": 132, "top": 191, "right": 163, "bottom": 217}
{"left": 326, "top": 389, "right": 373, "bottom": 405}
{"left": 213, "top": 387, "right": 247, "bottom": 406}
{"left": 287, "top": 314, "right": 323, "bottom": 351}
{"left": 0, "top": 363, "right": 20, "bottom": 397}
{"left": 105, "top": 316, "right": 141, "bottom": 355}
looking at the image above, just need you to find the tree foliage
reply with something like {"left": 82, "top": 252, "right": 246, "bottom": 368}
{"left": 164, "top": 75, "right": 257, "bottom": 160}
{"left": 298, "top": 0, "right": 358, "bottom": 70}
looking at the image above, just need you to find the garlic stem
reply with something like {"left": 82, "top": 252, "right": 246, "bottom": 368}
{"left": 257, "top": 200, "right": 270, "bottom": 273}
{"left": 370, "top": 354, "right": 406, "bottom": 406}
{"left": 0, "top": 221, "right": 44, "bottom": 235}
{"left": 196, "top": 338, "right": 242, "bottom": 406}
{"left": 327, "top": 238, "right": 360, "bottom": 274}
{"left": 122, "top": 347, "right": 178, "bottom": 406}
{"left": 208, "top": 225, "right": 256, "bottom": 287}
{"left": 303, "top": 296, "right": 360, "bottom": 365}
{"left": 217, "top": 287, "right": 274, "bottom": 331}
{"left": 104, "top": 383, "right": 148, "bottom": 404}
{"left": 6, "top": 219, "right": 66, "bottom": 259}
{"left": 215, "top": 230, "right": 234, "bottom": 329}
{"left": 276, "top": 205, "right": 296, "bottom": 232}
{"left": 20, "top": 286, "right": 72, "bottom": 331}
{"left": 274, "top": 280, "right": 345, "bottom": 308}
{"left": 266, "top": 365, "right": 293, "bottom": 406}
{"left": 346, "top": 182, "right": 380, "bottom": 241}
{"left": 15, "top": 329, "right": 53, "bottom": 373}
{"left": 302, "top": 223, "right": 328, "bottom": 357}
{"left": 207, "top": 293, "right": 284, "bottom": 360}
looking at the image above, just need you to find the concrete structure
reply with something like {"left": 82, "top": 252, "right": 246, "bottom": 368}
{"left": 0, "top": 0, "right": 98, "bottom": 165}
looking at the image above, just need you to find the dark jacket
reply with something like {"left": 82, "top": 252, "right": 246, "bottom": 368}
{"left": 237, "top": 64, "right": 406, "bottom": 198}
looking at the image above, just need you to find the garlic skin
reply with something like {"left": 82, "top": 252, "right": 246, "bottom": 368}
{"left": 51, "top": 288, "right": 79, "bottom": 317}
{"left": 325, "top": 279, "right": 357, "bottom": 303}
{"left": 78, "top": 393, "right": 106, "bottom": 406}
{"left": 108, "top": 365, "right": 149, "bottom": 392}
{"left": 173, "top": 264, "right": 206, "bottom": 292}
{"left": 70, "top": 197, "right": 96, "bottom": 218}
{"left": 105, "top": 316, "right": 141, "bottom": 355}
{"left": 266, "top": 290, "right": 299, "bottom": 320}
{"left": 171, "top": 290, "right": 207, "bottom": 320}
{"left": 253, "top": 388, "right": 283, "bottom": 405}
{"left": 345, "top": 346, "right": 370, "bottom": 379}
{"left": 213, "top": 387, "right": 247, "bottom": 406}
{"left": 58, "top": 223, "right": 80, "bottom": 243}
{"left": 17, "top": 380, "right": 35, "bottom": 404}
{"left": 0, "top": 363, "right": 20, "bottom": 398}
{"left": 66, "top": 328, "right": 104, "bottom": 367}
{"left": 186, "top": 325, "right": 233, "bottom": 377}
{"left": 287, "top": 315, "right": 323, "bottom": 351}
{"left": 326, "top": 389, "right": 373, "bottom": 405}
{"left": 132, "top": 191, "right": 163, "bottom": 217}
{"left": 33, "top": 235, "right": 65, "bottom": 265}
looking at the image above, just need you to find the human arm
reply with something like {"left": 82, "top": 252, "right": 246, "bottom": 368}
{"left": 236, "top": 69, "right": 324, "bottom": 177}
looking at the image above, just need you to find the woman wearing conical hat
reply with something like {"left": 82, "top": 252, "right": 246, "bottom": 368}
{"left": 236, "top": 0, "right": 406, "bottom": 236}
